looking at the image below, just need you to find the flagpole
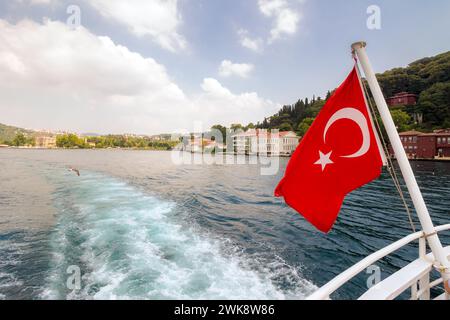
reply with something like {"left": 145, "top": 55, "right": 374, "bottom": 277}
{"left": 351, "top": 41, "right": 450, "bottom": 298}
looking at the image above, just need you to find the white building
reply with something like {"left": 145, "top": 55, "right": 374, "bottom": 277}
{"left": 35, "top": 135, "right": 57, "bottom": 148}
{"left": 184, "top": 137, "right": 226, "bottom": 153}
{"left": 231, "top": 129, "right": 299, "bottom": 156}
{"left": 279, "top": 131, "right": 300, "bottom": 155}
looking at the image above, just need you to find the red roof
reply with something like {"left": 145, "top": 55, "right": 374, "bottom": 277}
{"left": 399, "top": 130, "right": 423, "bottom": 136}
{"left": 279, "top": 131, "right": 297, "bottom": 137}
{"left": 399, "top": 129, "right": 450, "bottom": 137}
{"left": 231, "top": 129, "right": 297, "bottom": 138}
{"left": 390, "top": 92, "right": 418, "bottom": 98}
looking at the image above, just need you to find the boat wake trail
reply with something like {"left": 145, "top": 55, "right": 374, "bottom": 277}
{"left": 41, "top": 172, "right": 316, "bottom": 300}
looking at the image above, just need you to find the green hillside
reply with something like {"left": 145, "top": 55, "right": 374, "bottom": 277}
{"left": 254, "top": 51, "right": 450, "bottom": 134}
{"left": 0, "top": 123, "right": 35, "bottom": 145}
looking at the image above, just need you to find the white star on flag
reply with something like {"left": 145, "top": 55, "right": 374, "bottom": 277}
{"left": 314, "top": 151, "right": 334, "bottom": 171}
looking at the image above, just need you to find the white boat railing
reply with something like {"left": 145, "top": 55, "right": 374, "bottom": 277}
{"left": 307, "top": 223, "right": 450, "bottom": 300}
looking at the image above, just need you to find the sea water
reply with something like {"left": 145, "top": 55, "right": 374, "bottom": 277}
{"left": 0, "top": 149, "right": 448, "bottom": 299}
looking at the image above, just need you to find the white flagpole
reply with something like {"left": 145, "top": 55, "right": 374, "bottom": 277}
{"left": 352, "top": 41, "right": 450, "bottom": 298}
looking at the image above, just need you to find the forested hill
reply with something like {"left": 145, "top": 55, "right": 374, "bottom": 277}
{"left": 0, "top": 123, "right": 36, "bottom": 144}
{"left": 255, "top": 51, "right": 450, "bottom": 135}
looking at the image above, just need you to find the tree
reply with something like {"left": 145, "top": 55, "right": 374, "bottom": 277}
{"left": 56, "top": 134, "right": 87, "bottom": 148}
{"left": 252, "top": 51, "right": 450, "bottom": 134}
{"left": 417, "top": 82, "right": 450, "bottom": 127}
{"left": 230, "top": 123, "right": 244, "bottom": 132}
{"left": 297, "top": 118, "right": 315, "bottom": 136}
{"left": 307, "top": 99, "right": 326, "bottom": 118}
{"left": 12, "top": 133, "right": 27, "bottom": 146}
{"left": 211, "top": 124, "right": 227, "bottom": 143}
{"left": 246, "top": 123, "right": 255, "bottom": 130}
{"left": 390, "top": 109, "right": 412, "bottom": 132}
{"left": 279, "top": 123, "right": 293, "bottom": 131}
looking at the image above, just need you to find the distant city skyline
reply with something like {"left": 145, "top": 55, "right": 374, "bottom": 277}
{"left": 0, "top": 0, "right": 449, "bottom": 134}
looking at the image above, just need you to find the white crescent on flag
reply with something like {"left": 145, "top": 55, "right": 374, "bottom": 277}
{"left": 323, "top": 107, "right": 371, "bottom": 159}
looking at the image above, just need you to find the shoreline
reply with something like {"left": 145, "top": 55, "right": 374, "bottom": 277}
{"left": 0, "top": 146, "right": 175, "bottom": 152}
{"left": 402, "top": 157, "right": 450, "bottom": 162}
{"left": 3, "top": 147, "right": 450, "bottom": 162}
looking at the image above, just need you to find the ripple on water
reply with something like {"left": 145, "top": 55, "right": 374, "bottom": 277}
{"left": 40, "top": 172, "right": 317, "bottom": 300}
{"left": 0, "top": 231, "right": 50, "bottom": 299}
{"left": 1, "top": 150, "right": 449, "bottom": 300}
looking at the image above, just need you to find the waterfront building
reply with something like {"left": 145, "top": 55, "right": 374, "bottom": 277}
{"left": 35, "top": 135, "right": 57, "bottom": 148}
{"left": 231, "top": 130, "right": 254, "bottom": 154}
{"left": 395, "top": 129, "right": 450, "bottom": 159}
{"left": 231, "top": 129, "right": 300, "bottom": 156}
{"left": 435, "top": 129, "right": 450, "bottom": 157}
{"left": 184, "top": 138, "right": 225, "bottom": 153}
{"left": 279, "top": 131, "right": 300, "bottom": 155}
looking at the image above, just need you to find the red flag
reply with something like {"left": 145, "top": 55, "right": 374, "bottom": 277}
{"left": 275, "top": 66, "right": 383, "bottom": 232}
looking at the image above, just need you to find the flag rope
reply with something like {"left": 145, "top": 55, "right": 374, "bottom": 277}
{"left": 355, "top": 62, "right": 417, "bottom": 233}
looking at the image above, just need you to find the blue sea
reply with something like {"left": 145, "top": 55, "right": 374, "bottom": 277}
{"left": 0, "top": 149, "right": 449, "bottom": 300}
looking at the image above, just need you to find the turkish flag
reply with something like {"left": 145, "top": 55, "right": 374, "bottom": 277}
{"left": 275, "top": 66, "right": 383, "bottom": 232}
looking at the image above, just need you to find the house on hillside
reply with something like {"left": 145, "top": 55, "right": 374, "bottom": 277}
{"left": 386, "top": 92, "right": 418, "bottom": 107}
{"left": 386, "top": 92, "right": 422, "bottom": 124}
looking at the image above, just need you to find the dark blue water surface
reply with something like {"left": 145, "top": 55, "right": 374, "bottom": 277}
{"left": 0, "top": 149, "right": 449, "bottom": 300}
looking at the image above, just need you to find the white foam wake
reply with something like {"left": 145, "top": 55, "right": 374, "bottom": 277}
{"left": 41, "top": 172, "right": 316, "bottom": 300}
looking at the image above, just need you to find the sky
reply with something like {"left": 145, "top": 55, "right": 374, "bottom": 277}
{"left": 0, "top": 0, "right": 449, "bottom": 135}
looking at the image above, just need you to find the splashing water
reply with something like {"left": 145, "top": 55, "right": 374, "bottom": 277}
{"left": 40, "top": 172, "right": 316, "bottom": 300}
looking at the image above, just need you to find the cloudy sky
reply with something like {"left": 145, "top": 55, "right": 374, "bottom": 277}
{"left": 0, "top": 0, "right": 449, "bottom": 134}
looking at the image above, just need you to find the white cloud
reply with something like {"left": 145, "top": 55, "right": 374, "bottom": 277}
{"left": 89, "top": 0, "right": 186, "bottom": 52}
{"left": 201, "top": 78, "right": 233, "bottom": 97}
{"left": 258, "top": 0, "right": 302, "bottom": 43}
{"left": 219, "top": 60, "right": 254, "bottom": 78}
{"left": 196, "top": 78, "right": 278, "bottom": 128}
{"left": 14, "top": 0, "right": 54, "bottom": 4}
{"left": 237, "top": 29, "right": 263, "bottom": 53}
{"left": 259, "top": 0, "right": 287, "bottom": 16}
{"left": 31, "top": 0, "right": 52, "bottom": 3}
{"left": 13, "top": 0, "right": 186, "bottom": 52}
{"left": 269, "top": 7, "right": 300, "bottom": 42}
{"left": 0, "top": 19, "right": 278, "bottom": 134}
{"left": 238, "top": 1, "right": 303, "bottom": 51}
